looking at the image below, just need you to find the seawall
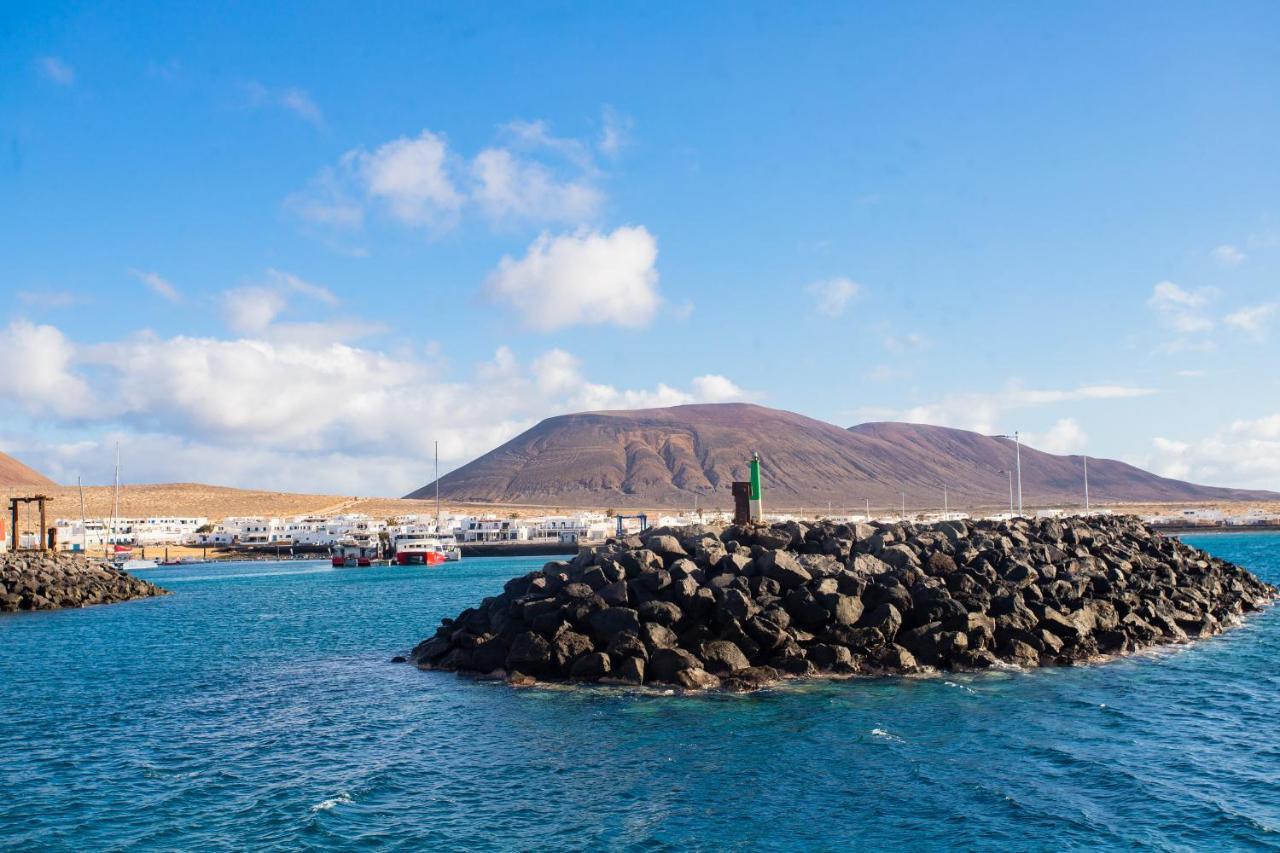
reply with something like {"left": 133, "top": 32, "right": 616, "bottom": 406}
{"left": 1, "top": 552, "right": 168, "bottom": 613}
{"left": 406, "top": 515, "right": 1277, "bottom": 691}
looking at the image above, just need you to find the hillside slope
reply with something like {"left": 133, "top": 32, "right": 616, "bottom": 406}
{"left": 406, "top": 403, "right": 1275, "bottom": 509}
{"left": 0, "top": 451, "right": 55, "bottom": 489}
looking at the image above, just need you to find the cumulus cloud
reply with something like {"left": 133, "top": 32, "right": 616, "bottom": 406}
{"left": 1211, "top": 244, "right": 1245, "bottom": 267}
{"left": 0, "top": 321, "right": 750, "bottom": 494}
{"left": 485, "top": 226, "right": 660, "bottom": 331}
{"left": 806, "top": 277, "right": 862, "bottom": 318}
{"left": 1147, "top": 281, "right": 1215, "bottom": 334}
{"left": 471, "top": 148, "right": 601, "bottom": 224}
{"left": 1224, "top": 302, "right": 1278, "bottom": 339}
{"left": 37, "top": 56, "right": 74, "bottom": 85}
{"left": 1150, "top": 414, "right": 1280, "bottom": 490}
{"left": 0, "top": 321, "right": 95, "bottom": 417}
{"left": 351, "top": 130, "right": 464, "bottom": 230}
{"left": 223, "top": 287, "right": 288, "bottom": 333}
{"left": 219, "top": 269, "right": 358, "bottom": 340}
{"left": 291, "top": 117, "right": 614, "bottom": 234}
{"left": 1025, "top": 418, "right": 1088, "bottom": 455}
{"left": 130, "top": 269, "right": 181, "bottom": 303}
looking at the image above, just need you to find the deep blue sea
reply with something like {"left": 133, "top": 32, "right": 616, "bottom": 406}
{"left": 2, "top": 533, "right": 1278, "bottom": 851}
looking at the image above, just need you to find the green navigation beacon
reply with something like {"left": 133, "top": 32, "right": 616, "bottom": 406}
{"left": 748, "top": 452, "right": 763, "bottom": 522}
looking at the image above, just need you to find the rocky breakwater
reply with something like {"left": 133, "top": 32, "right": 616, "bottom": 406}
{"left": 1, "top": 552, "right": 168, "bottom": 612}
{"left": 408, "top": 515, "right": 1276, "bottom": 691}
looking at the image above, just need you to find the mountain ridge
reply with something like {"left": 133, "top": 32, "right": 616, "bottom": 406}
{"left": 0, "top": 450, "right": 55, "bottom": 489}
{"left": 406, "top": 403, "right": 1274, "bottom": 508}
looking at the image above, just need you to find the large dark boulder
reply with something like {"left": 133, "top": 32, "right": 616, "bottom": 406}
{"left": 649, "top": 647, "right": 703, "bottom": 683}
{"left": 588, "top": 607, "right": 642, "bottom": 641}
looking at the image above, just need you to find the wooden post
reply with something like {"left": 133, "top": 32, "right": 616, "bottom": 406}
{"left": 8, "top": 500, "right": 16, "bottom": 553}
{"left": 38, "top": 498, "right": 47, "bottom": 552}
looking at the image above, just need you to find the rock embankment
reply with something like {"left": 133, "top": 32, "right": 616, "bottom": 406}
{"left": 408, "top": 515, "right": 1276, "bottom": 691}
{"left": 1, "top": 552, "right": 168, "bottom": 612}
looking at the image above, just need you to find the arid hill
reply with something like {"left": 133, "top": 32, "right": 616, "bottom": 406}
{"left": 406, "top": 403, "right": 1275, "bottom": 510}
{"left": 0, "top": 450, "right": 55, "bottom": 488}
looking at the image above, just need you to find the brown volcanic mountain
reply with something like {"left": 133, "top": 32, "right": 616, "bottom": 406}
{"left": 0, "top": 450, "right": 55, "bottom": 488}
{"left": 407, "top": 403, "right": 1275, "bottom": 509}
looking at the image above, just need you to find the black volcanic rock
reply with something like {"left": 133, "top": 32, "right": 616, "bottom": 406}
{"left": 406, "top": 515, "right": 1277, "bottom": 691}
{"left": 405, "top": 402, "right": 1276, "bottom": 508}
{"left": 1, "top": 552, "right": 167, "bottom": 612}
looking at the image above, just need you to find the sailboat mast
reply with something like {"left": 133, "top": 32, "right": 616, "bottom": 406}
{"left": 78, "top": 476, "right": 87, "bottom": 554}
{"left": 111, "top": 442, "right": 120, "bottom": 555}
{"left": 434, "top": 440, "right": 440, "bottom": 528}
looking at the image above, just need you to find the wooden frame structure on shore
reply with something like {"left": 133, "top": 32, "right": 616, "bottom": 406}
{"left": 8, "top": 495, "right": 52, "bottom": 552}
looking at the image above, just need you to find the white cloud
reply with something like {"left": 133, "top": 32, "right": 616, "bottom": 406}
{"left": 0, "top": 321, "right": 95, "bottom": 417}
{"left": 279, "top": 88, "right": 323, "bottom": 125}
{"left": 806, "top": 277, "right": 862, "bottom": 318}
{"left": 243, "top": 81, "right": 323, "bottom": 126}
{"left": 690, "top": 375, "right": 747, "bottom": 403}
{"left": 292, "top": 117, "right": 615, "bottom": 235}
{"left": 130, "top": 269, "right": 180, "bottom": 303}
{"left": 1224, "top": 302, "right": 1278, "bottom": 339}
{"left": 351, "top": 130, "right": 464, "bottom": 230}
{"left": 219, "top": 270, "right": 357, "bottom": 340}
{"left": 875, "top": 383, "right": 1157, "bottom": 434}
{"left": 1211, "top": 244, "right": 1245, "bottom": 267}
{"left": 0, "top": 321, "right": 749, "bottom": 495}
{"left": 223, "top": 287, "right": 288, "bottom": 333}
{"left": 1150, "top": 414, "right": 1280, "bottom": 490}
{"left": 884, "top": 332, "right": 925, "bottom": 352}
{"left": 598, "top": 106, "right": 634, "bottom": 157}
{"left": 1025, "top": 418, "right": 1087, "bottom": 455}
{"left": 485, "top": 226, "right": 660, "bottom": 331}
{"left": 1147, "top": 281, "right": 1215, "bottom": 334}
{"left": 470, "top": 148, "right": 601, "bottom": 224}
{"left": 37, "top": 56, "right": 74, "bottom": 85}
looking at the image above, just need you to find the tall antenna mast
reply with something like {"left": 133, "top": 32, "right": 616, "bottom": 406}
{"left": 1083, "top": 454, "right": 1090, "bottom": 512}
{"left": 434, "top": 440, "right": 440, "bottom": 528}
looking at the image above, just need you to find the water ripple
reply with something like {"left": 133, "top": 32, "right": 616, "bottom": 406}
{"left": 2, "top": 539, "right": 1279, "bottom": 850}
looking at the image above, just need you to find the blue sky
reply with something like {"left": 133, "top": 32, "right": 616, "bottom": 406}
{"left": 2, "top": 1, "right": 1278, "bottom": 495}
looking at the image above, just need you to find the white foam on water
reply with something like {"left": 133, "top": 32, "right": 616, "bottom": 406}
{"left": 311, "top": 792, "right": 353, "bottom": 813}
{"left": 871, "top": 727, "right": 904, "bottom": 743}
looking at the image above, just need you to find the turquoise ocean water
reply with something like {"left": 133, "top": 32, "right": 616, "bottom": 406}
{"left": 1, "top": 533, "right": 1278, "bottom": 851}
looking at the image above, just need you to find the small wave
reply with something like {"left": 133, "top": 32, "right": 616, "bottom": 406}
{"left": 311, "top": 792, "right": 353, "bottom": 813}
{"left": 943, "top": 680, "right": 977, "bottom": 694}
{"left": 871, "top": 727, "right": 904, "bottom": 743}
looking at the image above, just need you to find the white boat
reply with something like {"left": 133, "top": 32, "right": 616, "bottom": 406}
{"left": 393, "top": 531, "right": 448, "bottom": 565}
{"left": 114, "top": 557, "right": 158, "bottom": 571}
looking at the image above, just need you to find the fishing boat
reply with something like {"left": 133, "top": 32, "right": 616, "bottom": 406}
{"left": 331, "top": 535, "right": 380, "bottom": 567}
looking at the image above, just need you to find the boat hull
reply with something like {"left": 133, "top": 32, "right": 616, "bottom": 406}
{"left": 396, "top": 552, "right": 446, "bottom": 566}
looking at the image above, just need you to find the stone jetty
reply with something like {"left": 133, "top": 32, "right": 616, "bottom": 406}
{"left": 1, "top": 552, "right": 168, "bottom": 612}
{"left": 408, "top": 515, "right": 1277, "bottom": 691}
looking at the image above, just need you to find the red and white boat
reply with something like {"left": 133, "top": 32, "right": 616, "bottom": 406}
{"left": 393, "top": 531, "right": 454, "bottom": 566}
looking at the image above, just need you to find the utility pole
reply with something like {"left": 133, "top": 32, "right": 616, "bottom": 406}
{"left": 1083, "top": 454, "right": 1090, "bottom": 512}
{"left": 1015, "top": 431, "right": 1023, "bottom": 516}
{"left": 998, "top": 434, "right": 1023, "bottom": 516}
{"left": 901, "top": 491, "right": 906, "bottom": 521}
